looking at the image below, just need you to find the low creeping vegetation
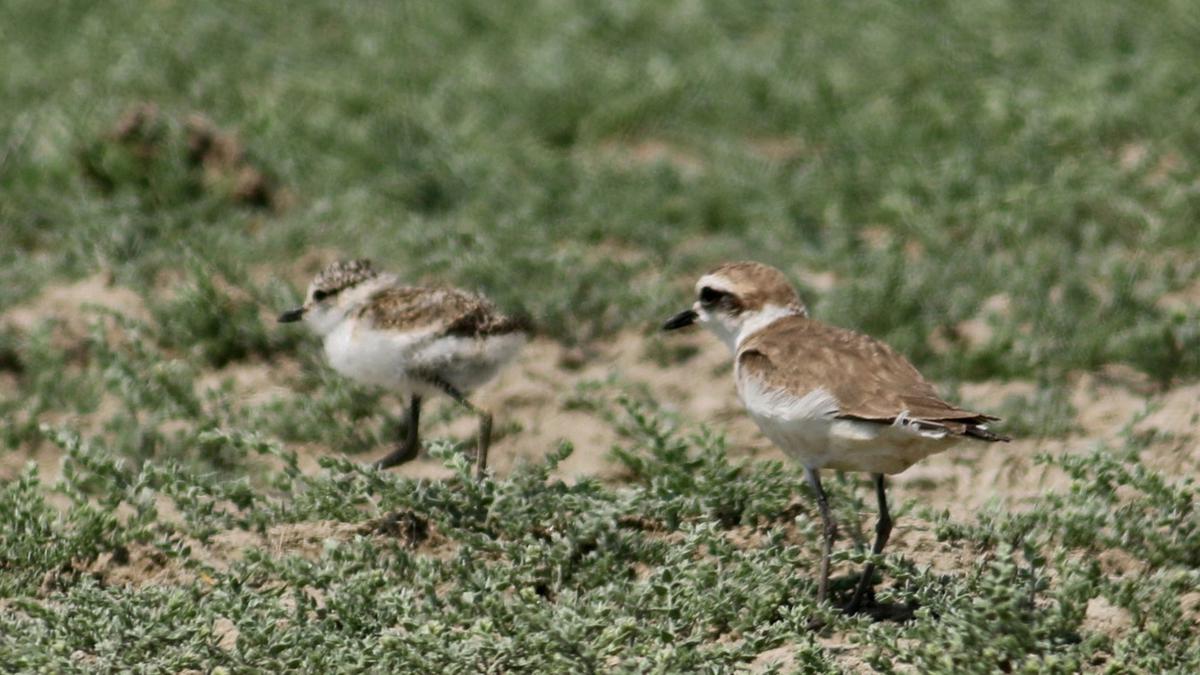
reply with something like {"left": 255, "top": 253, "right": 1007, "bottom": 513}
{"left": 1, "top": 396, "right": 1196, "bottom": 672}
{"left": 3, "top": 1, "right": 1200, "bottom": 671}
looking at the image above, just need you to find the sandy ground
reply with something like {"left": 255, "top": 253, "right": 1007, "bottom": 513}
{"left": 4, "top": 273, "right": 1197, "bottom": 524}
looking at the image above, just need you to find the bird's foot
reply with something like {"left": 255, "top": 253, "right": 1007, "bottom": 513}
{"left": 371, "top": 442, "right": 421, "bottom": 470}
{"left": 844, "top": 585, "right": 877, "bottom": 615}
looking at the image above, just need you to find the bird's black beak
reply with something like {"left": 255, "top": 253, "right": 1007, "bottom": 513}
{"left": 662, "top": 309, "right": 698, "bottom": 331}
{"left": 277, "top": 307, "right": 306, "bottom": 323}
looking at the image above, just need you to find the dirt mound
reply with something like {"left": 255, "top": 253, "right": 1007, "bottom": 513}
{"left": 79, "top": 102, "right": 289, "bottom": 211}
{"left": 183, "top": 113, "right": 281, "bottom": 209}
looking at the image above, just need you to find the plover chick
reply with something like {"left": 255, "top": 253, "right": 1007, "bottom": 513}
{"left": 279, "top": 259, "right": 526, "bottom": 480}
{"left": 662, "top": 261, "right": 1007, "bottom": 611}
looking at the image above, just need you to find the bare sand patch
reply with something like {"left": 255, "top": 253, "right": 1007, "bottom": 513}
{"left": 746, "top": 644, "right": 795, "bottom": 671}
{"left": 1082, "top": 596, "right": 1134, "bottom": 640}
{"left": 593, "top": 138, "right": 705, "bottom": 176}
{"left": 745, "top": 136, "right": 810, "bottom": 163}
{"left": 197, "top": 358, "right": 302, "bottom": 408}
{"left": 388, "top": 330, "right": 766, "bottom": 482}
{"left": 896, "top": 370, "right": 1196, "bottom": 519}
{"left": 2, "top": 272, "right": 149, "bottom": 338}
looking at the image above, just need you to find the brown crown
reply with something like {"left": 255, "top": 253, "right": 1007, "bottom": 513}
{"left": 313, "top": 259, "right": 379, "bottom": 294}
{"left": 702, "top": 261, "right": 806, "bottom": 314}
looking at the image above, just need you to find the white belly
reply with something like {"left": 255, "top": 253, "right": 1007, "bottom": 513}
{"left": 408, "top": 332, "right": 526, "bottom": 393}
{"left": 323, "top": 321, "right": 524, "bottom": 397}
{"left": 323, "top": 321, "right": 430, "bottom": 393}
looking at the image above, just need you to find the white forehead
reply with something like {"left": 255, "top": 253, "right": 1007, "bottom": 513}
{"left": 695, "top": 273, "right": 737, "bottom": 295}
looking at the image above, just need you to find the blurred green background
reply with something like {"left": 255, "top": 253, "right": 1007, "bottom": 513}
{"left": 4, "top": 0, "right": 1199, "bottom": 383}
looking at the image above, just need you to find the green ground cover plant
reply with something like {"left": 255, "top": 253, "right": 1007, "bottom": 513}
{"left": 1, "top": 399, "right": 1197, "bottom": 672}
{"left": 3, "top": 0, "right": 1199, "bottom": 671}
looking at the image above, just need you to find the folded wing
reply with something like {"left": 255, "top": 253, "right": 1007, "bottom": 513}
{"left": 737, "top": 316, "right": 1007, "bottom": 441}
{"left": 357, "top": 287, "right": 526, "bottom": 338}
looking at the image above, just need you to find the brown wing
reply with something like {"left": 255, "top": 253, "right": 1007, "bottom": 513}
{"left": 738, "top": 316, "right": 1006, "bottom": 440}
{"left": 357, "top": 287, "right": 525, "bottom": 338}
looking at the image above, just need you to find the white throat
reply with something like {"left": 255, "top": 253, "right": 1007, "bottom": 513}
{"left": 737, "top": 304, "right": 799, "bottom": 347}
{"left": 305, "top": 274, "right": 397, "bottom": 337}
{"left": 701, "top": 303, "right": 800, "bottom": 353}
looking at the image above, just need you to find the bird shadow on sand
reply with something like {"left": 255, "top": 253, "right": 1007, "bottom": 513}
{"left": 802, "top": 581, "right": 923, "bottom": 632}
{"left": 850, "top": 598, "right": 920, "bottom": 623}
{"left": 804, "top": 603, "right": 920, "bottom": 634}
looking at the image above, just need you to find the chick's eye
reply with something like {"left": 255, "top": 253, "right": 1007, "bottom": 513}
{"left": 699, "top": 287, "right": 724, "bottom": 305}
{"left": 312, "top": 289, "right": 329, "bottom": 302}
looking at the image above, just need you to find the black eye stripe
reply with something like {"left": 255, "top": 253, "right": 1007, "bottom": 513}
{"left": 313, "top": 288, "right": 340, "bottom": 302}
{"left": 699, "top": 286, "right": 725, "bottom": 304}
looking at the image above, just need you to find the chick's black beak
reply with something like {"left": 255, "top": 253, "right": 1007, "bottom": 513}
{"left": 277, "top": 307, "right": 306, "bottom": 324}
{"left": 662, "top": 309, "right": 698, "bottom": 331}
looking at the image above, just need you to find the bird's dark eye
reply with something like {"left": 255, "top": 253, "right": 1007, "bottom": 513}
{"left": 313, "top": 289, "right": 330, "bottom": 302}
{"left": 699, "top": 286, "right": 725, "bottom": 305}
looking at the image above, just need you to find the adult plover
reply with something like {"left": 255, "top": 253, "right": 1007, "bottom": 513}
{"left": 662, "top": 261, "right": 1007, "bottom": 611}
{"left": 278, "top": 259, "right": 526, "bottom": 480}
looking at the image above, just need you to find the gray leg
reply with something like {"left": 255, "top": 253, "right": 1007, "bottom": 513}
{"left": 475, "top": 410, "right": 493, "bottom": 482}
{"left": 805, "top": 467, "right": 838, "bottom": 604}
{"left": 847, "top": 473, "right": 893, "bottom": 613}
{"left": 428, "top": 377, "right": 492, "bottom": 482}
{"left": 373, "top": 395, "right": 422, "bottom": 469}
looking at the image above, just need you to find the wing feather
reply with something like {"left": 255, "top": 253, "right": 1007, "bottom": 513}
{"left": 356, "top": 287, "right": 524, "bottom": 338}
{"left": 737, "top": 316, "right": 1007, "bottom": 441}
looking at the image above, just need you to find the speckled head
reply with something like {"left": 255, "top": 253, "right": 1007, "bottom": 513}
{"left": 278, "top": 259, "right": 383, "bottom": 331}
{"left": 662, "top": 261, "right": 808, "bottom": 351}
{"left": 311, "top": 259, "right": 379, "bottom": 299}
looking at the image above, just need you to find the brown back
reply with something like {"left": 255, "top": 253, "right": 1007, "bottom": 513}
{"left": 357, "top": 287, "right": 525, "bottom": 338}
{"left": 738, "top": 316, "right": 1002, "bottom": 436}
